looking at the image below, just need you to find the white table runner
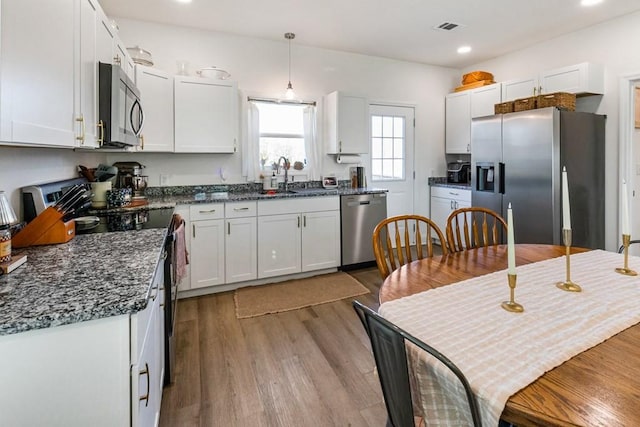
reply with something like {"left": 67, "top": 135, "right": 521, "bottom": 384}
{"left": 378, "top": 250, "right": 640, "bottom": 426}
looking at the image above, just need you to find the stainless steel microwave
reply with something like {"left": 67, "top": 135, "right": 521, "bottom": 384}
{"left": 98, "top": 62, "right": 144, "bottom": 148}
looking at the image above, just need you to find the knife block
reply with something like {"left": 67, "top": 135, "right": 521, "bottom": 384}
{"left": 12, "top": 206, "right": 76, "bottom": 248}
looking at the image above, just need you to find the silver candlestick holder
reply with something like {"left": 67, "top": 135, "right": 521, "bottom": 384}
{"left": 556, "top": 229, "right": 582, "bottom": 292}
{"left": 615, "top": 234, "right": 638, "bottom": 276}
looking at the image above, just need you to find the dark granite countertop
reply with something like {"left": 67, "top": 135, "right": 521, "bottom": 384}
{"left": 0, "top": 185, "right": 387, "bottom": 337}
{"left": 0, "top": 229, "right": 166, "bottom": 336}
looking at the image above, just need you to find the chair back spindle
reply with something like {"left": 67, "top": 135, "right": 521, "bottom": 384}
{"left": 446, "top": 207, "right": 507, "bottom": 253}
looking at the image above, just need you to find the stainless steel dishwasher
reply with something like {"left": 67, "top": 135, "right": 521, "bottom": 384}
{"left": 340, "top": 193, "right": 387, "bottom": 267}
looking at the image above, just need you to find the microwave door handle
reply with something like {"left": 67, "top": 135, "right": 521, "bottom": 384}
{"left": 130, "top": 99, "right": 144, "bottom": 137}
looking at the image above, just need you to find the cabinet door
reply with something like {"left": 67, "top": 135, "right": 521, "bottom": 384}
{"left": 324, "top": 91, "right": 369, "bottom": 154}
{"left": 136, "top": 66, "right": 174, "bottom": 152}
{"left": 190, "top": 219, "right": 225, "bottom": 288}
{"left": 301, "top": 210, "right": 341, "bottom": 272}
{"left": 258, "top": 214, "right": 301, "bottom": 278}
{"left": 430, "top": 196, "right": 452, "bottom": 243}
{"left": 539, "top": 62, "right": 604, "bottom": 95}
{"left": 96, "top": 9, "right": 116, "bottom": 64}
{"left": 470, "top": 84, "right": 501, "bottom": 118}
{"left": 76, "top": 0, "right": 99, "bottom": 148}
{"left": 445, "top": 92, "right": 471, "bottom": 154}
{"left": 133, "top": 297, "right": 161, "bottom": 427}
{"left": 226, "top": 217, "right": 258, "bottom": 283}
{"left": 174, "top": 77, "right": 238, "bottom": 153}
{"left": 501, "top": 76, "right": 538, "bottom": 101}
{"left": 0, "top": 0, "right": 76, "bottom": 147}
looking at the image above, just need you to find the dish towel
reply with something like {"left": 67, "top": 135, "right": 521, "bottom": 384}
{"left": 172, "top": 214, "right": 188, "bottom": 283}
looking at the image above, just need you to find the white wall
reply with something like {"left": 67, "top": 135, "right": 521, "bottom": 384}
{"left": 463, "top": 11, "right": 640, "bottom": 251}
{"left": 106, "top": 18, "right": 459, "bottom": 217}
{"left": 0, "top": 146, "right": 105, "bottom": 220}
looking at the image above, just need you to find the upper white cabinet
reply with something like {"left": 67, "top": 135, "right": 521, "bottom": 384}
{"left": 324, "top": 91, "right": 369, "bottom": 154}
{"left": 445, "top": 92, "right": 471, "bottom": 154}
{"left": 136, "top": 66, "right": 174, "bottom": 152}
{"left": 470, "top": 83, "right": 502, "bottom": 118}
{"left": 174, "top": 76, "right": 238, "bottom": 153}
{"left": 1, "top": 0, "right": 77, "bottom": 147}
{"left": 76, "top": 0, "right": 100, "bottom": 149}
{"left": 501, "top": 62, "right": 604, "bottom": 100}
{"left": 95, "top": 8, "right": 134, "bottom": 81}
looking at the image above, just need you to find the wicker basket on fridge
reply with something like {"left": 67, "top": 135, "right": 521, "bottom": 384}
{"left": 494, "top": 102, "right": 514, "bottom": 114}
{"left": 513, "top": 96, "right": 537, "bottom": 112}
{"left": 537, "top": 92, "right": 576, "bottom": 111}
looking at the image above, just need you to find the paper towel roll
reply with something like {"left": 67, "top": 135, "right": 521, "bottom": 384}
{"left": 335, "top": 154, "right": 361, "bottom": 164}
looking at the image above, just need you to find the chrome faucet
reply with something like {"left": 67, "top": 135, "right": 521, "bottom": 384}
{"left": 277, "top": 156, "right": 289, "bottom": 191}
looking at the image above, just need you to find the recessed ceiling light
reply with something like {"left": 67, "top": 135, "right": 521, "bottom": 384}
{"left": 176, "top": 0, "right": 192, "bottom": 3}
{"left": 581, "top": 0, "right": 603, "bottom": 6}
{"left": 457, "top": 46, "right": 472, "bottom": 54}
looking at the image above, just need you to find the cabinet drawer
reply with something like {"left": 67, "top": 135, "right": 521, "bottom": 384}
{"left": 225, "top": 201, "right": 257, "bottom": 218}
{"left": 431, "top": 186, "right": 471, "bottom": 203}
{"left": 258, "top": 196, "right": 340, "bottom": 216}
{"left": 189, "top": 203, "right": 224, "bottom": 221}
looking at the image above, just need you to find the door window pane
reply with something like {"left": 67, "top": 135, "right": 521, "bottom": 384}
{"left": 371, "top": 114, "right": 405, "bottom": 181}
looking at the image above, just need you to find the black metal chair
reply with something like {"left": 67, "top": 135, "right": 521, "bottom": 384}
{"left": 352, "top": 300, "right": 482, "bottom": 427}
{"left": 618, "top": 240, "right": 640, "bottom": 253}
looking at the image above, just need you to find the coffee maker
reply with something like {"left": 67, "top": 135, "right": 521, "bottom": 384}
{"left": 113, "top": 161, "right": 148, "bottom": 199}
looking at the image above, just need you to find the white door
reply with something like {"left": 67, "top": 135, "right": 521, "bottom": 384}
{"left": 370, "top": 104, "right": 415, "bottom": 220}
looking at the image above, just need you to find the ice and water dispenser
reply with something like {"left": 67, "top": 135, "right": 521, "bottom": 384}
{"left": 476, "top": 162, "right": 495, "bottom": 192}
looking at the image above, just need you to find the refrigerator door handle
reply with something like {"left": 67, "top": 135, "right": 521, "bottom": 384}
{"left": 499, "top": 162, "right": 506, "bottom": 194}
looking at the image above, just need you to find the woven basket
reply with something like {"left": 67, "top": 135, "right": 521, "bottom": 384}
{"left": 514, "top": 96, "right": 537, "bottom": 112}
{"left": 537, "top": 92, "right": 576, "bottom": 111}
{"left": 462, "top": 71, "right": 494, "bottom": 85}
{"left": 494, "top": 102, "right": 514, "bottom": 114}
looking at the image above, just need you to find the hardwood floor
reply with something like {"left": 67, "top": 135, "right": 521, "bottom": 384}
{"left": 159, "top": 267, "right": 387, "bottom": 427}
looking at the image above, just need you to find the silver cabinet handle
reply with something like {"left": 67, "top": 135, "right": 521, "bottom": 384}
{"left": 297, "top": 216, "right": 300, "bottom": 228}
{"left": 199, "top": 209, "right": 216, "bottom": 213}
{"left": 227, "top": 222, "right": 231, "bottom": 235}
{"left": 233, "top": 207, "right": 249, "bottom": 211}
{"left": 192, "top": 224, "right": 196, "bottom": 238}
{"left": 449, "top": 192, "right": 459, "bottom": 196}
{"left": 139, "top": 362, "right": 150, "bottom": 407}
{"left": 303, "top": 215, "right": 307, "bottom": 227}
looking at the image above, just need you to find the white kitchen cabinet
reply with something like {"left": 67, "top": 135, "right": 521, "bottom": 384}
{"left": 324, "top": 91, "right": 369, "bottom": 154}
{"left": 257, "top": 197, "right": 341, "bottom": 278}
{"left": 430, "top": 186, "right": 471, "bottom": 244}
{"left": 445, "top": 91, "right": 471, "bottom": 154}
{"left": 95, "top": 9, "right": 134, "bottom": 81}
{"left": 301, "top": 210, "right": 341, "bottom": 272}
{"left": 174, "top": 76, "right": 238, "bottom": 153}
{"left": 189, "top": 204, "right": 225, "bottom": 288}
{"left": 135, "top": 66, "right": 174, "bottom": 152}
{"left": 501, "top": 62, "right": 604, "bottom": 101}
{"left": 225, "top": 202, "right": 258, "bottom": 283}
{"left": 76, "top": 0, "right": 100, "bottom": 149}
{"left": 257, "top": 213, "right": 302, "bottom": 278}
{"left": 470, "top": 83, "right": 502, "bottom": 118}
{"left": 0, "top": 262, "right": 164, "bottom": 427}
{"left": 1, "top": 0, "right": 77, "bottom": 147}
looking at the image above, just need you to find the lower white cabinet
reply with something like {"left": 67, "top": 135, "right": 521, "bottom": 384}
{"left": 225, "top": 202, "right": 258, "bottom": 283}
{"left": 189, "top": 204, "right": 225, "bottom": 289}
{"left": 0, "top": 260, "right": 164, "bottom": 427}
{"left": 257, "top": 197, "right": 341, "bottom": 279}
{"left": 430, "top": 186, "right": 472, "bottom": 243}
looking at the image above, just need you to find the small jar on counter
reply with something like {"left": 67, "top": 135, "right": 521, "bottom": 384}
{"left": 0, "top": 226, "right": 11, "bottom": 263}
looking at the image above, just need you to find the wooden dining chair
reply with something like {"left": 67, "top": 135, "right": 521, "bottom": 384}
{"left": 372, "top": 215, "right": 447, "bottom": 280}
{"left": 446, "top": 207, "right": 507, "bottom": 253}
{"left": 352, "top": 300, "right": 482, "bottom": 427}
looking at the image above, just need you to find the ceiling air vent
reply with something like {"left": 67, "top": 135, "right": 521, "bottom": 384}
{"left": 434, "top": 22, "right": 461, "bottom": 31}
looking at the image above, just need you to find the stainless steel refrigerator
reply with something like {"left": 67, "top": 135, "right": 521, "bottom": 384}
{"left": 471, "top": 107, "right": 605, "bottom": 249}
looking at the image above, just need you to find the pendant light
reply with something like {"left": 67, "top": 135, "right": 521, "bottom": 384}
{"left": 284, "top": 32, "right": 296, "bottom": 100}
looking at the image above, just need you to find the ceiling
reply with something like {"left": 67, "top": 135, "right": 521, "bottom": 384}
{"left": 100, "top": 0, "right": 640, "bottom": 68}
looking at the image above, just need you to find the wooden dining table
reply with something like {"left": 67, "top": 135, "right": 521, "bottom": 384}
{"left": 379, "top": 244, "right": 640, "bottom": 427}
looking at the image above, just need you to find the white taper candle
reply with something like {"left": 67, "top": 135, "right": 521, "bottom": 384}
{"left": 562, "top": 166, "right": 571, "bottom": 230}
{"left": 622, "top": 180, "right": 630, "bottom": 235}
{"left": 507, "top": 203, "right": 516, "bottom": 275}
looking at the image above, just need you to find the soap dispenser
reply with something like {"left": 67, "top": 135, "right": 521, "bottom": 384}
{"left": 270, "top": 172, "right": 278, "bottom": 189}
